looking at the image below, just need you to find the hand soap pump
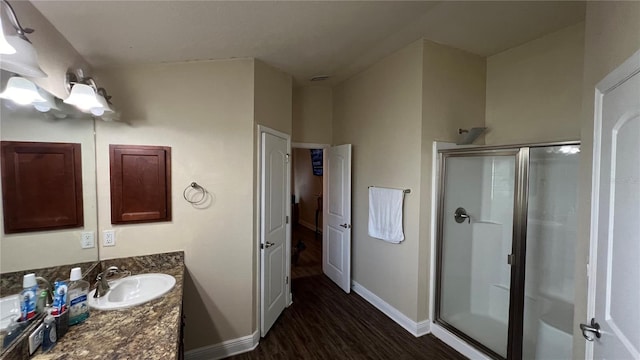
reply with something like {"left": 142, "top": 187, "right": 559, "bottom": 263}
{"left": 67, "top": 268, "right": 90, "bottom": 325}
{"left": 41, "top": 309, "right": 57, "bottom": 352}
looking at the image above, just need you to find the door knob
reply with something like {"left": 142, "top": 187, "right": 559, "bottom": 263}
{"left": 580, "top": 318, "right": 601, "bottom": 341}
{"left": 339, "top": 223, "right": 351, "bottom": 229}
{"left": 261, "top": 241, "right": 275, "bottom": 249}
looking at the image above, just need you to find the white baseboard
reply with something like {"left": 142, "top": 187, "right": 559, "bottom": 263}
{"left": 297, "top": 219, "right": 320, "bottom": 233}
{"left": 185, "top": 330, "right": 260, "bottom": 360}
{"left": 431, "top": 323, "right": 491, "bottom": 360}
{"left": 351, "top": 281, "right": 430, "bottom": 337}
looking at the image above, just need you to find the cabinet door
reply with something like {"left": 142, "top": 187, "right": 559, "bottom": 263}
{"left": 1, "top": 141, "right": 83, "bottom": 233}
{"left": 110, "top": 145, "right": 171, "bottom": 224}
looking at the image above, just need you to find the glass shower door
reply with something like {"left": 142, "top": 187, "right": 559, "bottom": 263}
{"left": 522, "top": 145, "right": 580, "bottom": 359}
{"left": 436, "top": 151, "right": 518, "bottom": 359}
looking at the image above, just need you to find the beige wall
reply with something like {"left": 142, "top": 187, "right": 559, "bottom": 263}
{"left": 573, "top": 2, "right": 640, "bottom": 359}
{"left": 254, "top": 60, "right": 293, "bottom": 135}
{"left": 333, "top": 40, "right": 424, "bottom": 320}
{"left": 8, "top": 1, "right": 89, "bottom": 99}
{"left": 293, "top": 148, "right": 323, "bottom": 230}
{"left": 333, "top": 38, "right": 486, "bottom": 323}
{"left": 0, "top": 111, "right": 97, "bottom": 272}
{"left": 418, "top": 40, "right": 486, "bottom": 319}
{"left": 94, "top": 59, "right": 256, "bottom": 350}
{"left": 485, "top": 22, "right": 584, "bottom": 145}
{"left": 292, "top": 86, "right": 333, "bottom": 144}
{"left": 422, "top": 40, "right": 487, "bottom": 143}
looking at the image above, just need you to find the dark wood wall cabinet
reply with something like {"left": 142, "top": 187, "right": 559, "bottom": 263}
{"left": 1, "top": 141, "right": 84, "bottom": 234}
{"left": 110, "top": 144, "right": 172, "bottom": 224}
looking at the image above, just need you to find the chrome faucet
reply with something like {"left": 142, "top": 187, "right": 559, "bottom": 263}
{"left": 93, "top": 266, "right": 124, "bottom": 298}
{"left": 35, "top": 276, "right": 54, "bottom": 307}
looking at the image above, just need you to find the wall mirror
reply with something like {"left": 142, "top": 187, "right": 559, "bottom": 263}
{"left": 0, "top": 71, "right": 99, "bottom": 354}
{"left": 0, "top": 73, "right": 99, "bottom": 273}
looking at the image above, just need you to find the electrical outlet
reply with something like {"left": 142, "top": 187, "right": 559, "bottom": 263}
{"left": 81, "top": 231, "right": 95, "bottom": 248}
{"left": 103, "top": 230, "right": 115, "bottom": 247}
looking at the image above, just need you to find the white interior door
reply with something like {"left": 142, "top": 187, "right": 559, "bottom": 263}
{"left": 260, "top": 127, "right": 290, "bottom": 337}
{"left": 323, "top": 144, "right": 352, "bottom": 293}
{"left": 585, "top": 50, "right": 640, "bottom": 359}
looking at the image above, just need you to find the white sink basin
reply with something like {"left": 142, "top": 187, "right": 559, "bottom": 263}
{"left": 0, "top": 294, "right": 20, "bottom": 331}
{"left": 88, "top": 273, "right": 175, "bottom": 310}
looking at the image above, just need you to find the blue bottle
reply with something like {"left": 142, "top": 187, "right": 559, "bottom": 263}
{"left": 20, "top": 274, "right": 38, "bottom": 321}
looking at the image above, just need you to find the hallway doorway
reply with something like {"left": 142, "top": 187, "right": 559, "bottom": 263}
{"left": 291, "top": 146, "right": 324, "bottom": 282}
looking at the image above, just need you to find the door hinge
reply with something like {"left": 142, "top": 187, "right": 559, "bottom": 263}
{"left": 286, "top": 216, "right": 289, "bottom": 224}
{"left": 507, "top": 254, "right": 515, "bottom": 265}
{"left": 286, "top": 276, "right": 289, "bottom": 285}
{"left": 285, "top": 153, "right": 290, "bottom": 163}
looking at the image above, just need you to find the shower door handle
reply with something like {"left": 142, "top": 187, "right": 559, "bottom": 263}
{"left": 454, "top": 207, "right": 471, "bottom": 223}
{"left": 579, "top": 318, "right": 601, "bottom": 341}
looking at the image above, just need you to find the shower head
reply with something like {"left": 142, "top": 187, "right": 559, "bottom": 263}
{"left": 457, "top": 127, "right": 486, "bottom": 145}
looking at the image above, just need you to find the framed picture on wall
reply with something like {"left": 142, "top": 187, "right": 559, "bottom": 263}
{"left": 310, "top": 149, "right": 323, "bottom": 176}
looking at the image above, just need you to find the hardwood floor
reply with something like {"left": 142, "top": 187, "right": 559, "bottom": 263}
{"left": 230, "top": 275, "right": 466, "bottom": 360}
{"left": 291, "top": 225, "right": 323, "bottom": 279}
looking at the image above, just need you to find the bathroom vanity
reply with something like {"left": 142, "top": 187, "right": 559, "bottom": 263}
{"left": 0, "top": 252, "right": 184, "bottom": 360}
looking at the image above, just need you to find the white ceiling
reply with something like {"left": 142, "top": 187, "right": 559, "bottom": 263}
{"left": 30, "top": 1, "right": 585, "bottom": 86}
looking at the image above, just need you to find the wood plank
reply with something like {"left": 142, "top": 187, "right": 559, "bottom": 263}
{"left": 233, "top": 274, "right": 467, "bottom": 359}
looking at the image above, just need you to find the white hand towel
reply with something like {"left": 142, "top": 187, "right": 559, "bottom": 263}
{"left": 368, "top": 187, "right": 405, "bottom": 243}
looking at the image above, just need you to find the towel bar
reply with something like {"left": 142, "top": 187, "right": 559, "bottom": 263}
{"left": 368, "top": 186, "right": 411, "bottom": 194}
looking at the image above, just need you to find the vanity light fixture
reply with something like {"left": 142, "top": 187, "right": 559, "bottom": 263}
{"left": 91, "top": 89, "right": 116, "bottom": 117}
{"left": 64, "top": 83, "right": 102, "bottom": 111}
{"left": 0, "top": 0, "right": 47, "bottom": 77}
{"left": 64, "top": 70, "right": 118, "bottom": 119}
{"left": 90, "top": 95, "right": 107, "bottom": 116}
{"left": 32, "top": 88, "right": 65, "bottom": 116}
{"left": 0, "top": 76, "right": 45, "bottom": 105}
{"left": 0, "top": 75, "right": 68, "bottom": 119}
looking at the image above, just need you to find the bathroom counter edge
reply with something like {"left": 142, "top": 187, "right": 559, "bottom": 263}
{"left": 32, "top": 251, "right": 185, "bottom": 360}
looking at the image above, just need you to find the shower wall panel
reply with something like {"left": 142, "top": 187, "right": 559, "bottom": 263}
{"left": 440, "top": 157, "right": 483, "bottom": 317}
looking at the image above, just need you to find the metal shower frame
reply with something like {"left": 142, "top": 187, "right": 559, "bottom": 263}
{"left": 434, "top": 140, "right": 580, "bottom": 360}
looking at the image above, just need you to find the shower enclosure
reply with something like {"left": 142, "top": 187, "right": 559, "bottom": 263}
{"left": 435, "top": 142, "right": 580, "bottom": 360}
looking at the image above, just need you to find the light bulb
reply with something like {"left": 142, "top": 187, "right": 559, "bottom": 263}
{"left": 91, "top": 106, "right": 105, "bottom": 116}
{"left": 33, "top": 102, "right": 51, "bottom": 112}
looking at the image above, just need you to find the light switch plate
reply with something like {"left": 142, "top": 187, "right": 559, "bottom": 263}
{"left": 81, "top": 231, "right": 95, "bottom": 248}
{"left": 103, "top": 230, "right": 115, "bottom": 247}
{"left": 28, "top": 323, "right": 44, "bottom": 355}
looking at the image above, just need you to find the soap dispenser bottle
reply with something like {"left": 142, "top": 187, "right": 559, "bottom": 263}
{"left": 67, "top": 268, "right": 90, "bottom": 325}
{"left": 41, "top": 309, "right": 57, "bottom": 352}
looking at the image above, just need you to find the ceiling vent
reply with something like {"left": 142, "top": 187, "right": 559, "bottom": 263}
{"left": 310, "top": 75, "right": 330, "bottom": 82}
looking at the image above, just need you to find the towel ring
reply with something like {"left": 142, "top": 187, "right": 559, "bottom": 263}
{"left": 183, "top": 182, "right": 207, "bottom": 205}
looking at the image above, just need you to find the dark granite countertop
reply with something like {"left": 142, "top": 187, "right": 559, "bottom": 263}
{"left": 32, "top": 252, "right": 184, "bottom": 360}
